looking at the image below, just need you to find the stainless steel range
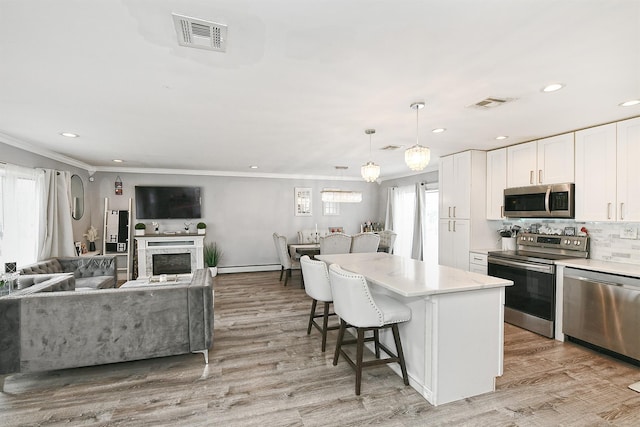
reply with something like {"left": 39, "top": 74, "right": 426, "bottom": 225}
{"left": 488, "top": 232, "right": 589, "bottom": 338}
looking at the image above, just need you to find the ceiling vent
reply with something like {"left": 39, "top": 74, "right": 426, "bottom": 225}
{"left": 468, "top": 97, "right": 515, "bottom": 109}
{"left": 172, "top": 13, "right": 227, "bottom": 52}
{"left": 380, "top": 145, "right": 402, "bottom": 151}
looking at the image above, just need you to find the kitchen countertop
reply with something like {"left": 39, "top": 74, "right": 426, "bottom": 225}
{"left": 555, "top": 258, "right": 640, "bottom": 278}
{"left": 316, "top": 252, "right": 512, "bottom": 298}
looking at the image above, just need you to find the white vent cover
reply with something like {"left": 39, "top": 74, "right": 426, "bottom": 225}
{"left": 381, "top": 145, "right": 402, "bottom": 151}
{"left": 172, "top": 13, "right": 227, "bottom": 52}
{"left": 468, "top": 97, "right": 515, "bottom": 109}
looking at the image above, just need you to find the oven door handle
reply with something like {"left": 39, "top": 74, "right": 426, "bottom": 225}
{"left": 488, "top": 257, "right": 554, "bottom": 274}
{"left": 544, "top": 186, "right": 551, "bottom": 214}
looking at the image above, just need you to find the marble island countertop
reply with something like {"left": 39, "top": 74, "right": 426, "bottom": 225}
{"left": 316, "top": 252, "right": 512, "bottom": 298}
{"left": 555, "top": 258, "right": 640, "bottom": 278}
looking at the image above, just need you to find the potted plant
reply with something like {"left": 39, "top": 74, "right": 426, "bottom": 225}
{"left": 197, "top": 222, "right": 206, "bottom": 235}
{"left": 203, "top": 242, "right": 222, "bottom": 277}
{"left": 134, "top": 223, "right": 146, "bottom": 236}
{"left": 83, "top": 225, "right": 100, "bottom": 252}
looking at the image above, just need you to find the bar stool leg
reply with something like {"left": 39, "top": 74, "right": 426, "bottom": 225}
{"left": 307, "top": 299, "right": 318, "bottom": 335}
{"left": 333, "top": 320, "right": 347, "bottom": 366}
{"left": 392, "top": 324, "right": 409, "bottom": 386}
{"left": 355, "top": 328, "right": 365, "bottom": 396}
{"left": 321, "top": 302, "right": 330, "bottom": 352}
{"left": 373, "top": 329, "right": 381, "bottom": 358}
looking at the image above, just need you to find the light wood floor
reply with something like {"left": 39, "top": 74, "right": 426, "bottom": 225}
{"left": 2, "top": 271, "right": 640, "bottom": 426}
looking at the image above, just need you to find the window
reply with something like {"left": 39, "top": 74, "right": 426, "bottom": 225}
{"left": 0, "top": 164, "right": 40, "bottom": 267}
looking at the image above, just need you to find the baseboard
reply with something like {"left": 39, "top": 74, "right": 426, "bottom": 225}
{"left": 218, "top": 264, "right": 281, "bottom": 274}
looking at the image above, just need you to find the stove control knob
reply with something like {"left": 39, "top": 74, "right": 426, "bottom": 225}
{"left": 529, "top": 237, "right": 534, "bottom": 242}
{"left": 575, "top": 241, "right": 581, "bottom": 246}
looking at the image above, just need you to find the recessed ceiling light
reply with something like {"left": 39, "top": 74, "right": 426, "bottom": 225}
{"left": 541, "top": 83, "right": 565, "bottom": 93}
{"left": 496, "top": 136, "right": 508, "bottom": 140}
{"left": 60, "top": 132, "right": 79, "bottom": 138}
{"left": 249, "top": 165, "right": 258, "bottom": 169}
{"left": 619, "top": 99, "right": 640, "bottom": 107}
{"left": 432, "top": 128, "right": 446, "bottom": 133}
{"left": 113, "top": 159, "right": 124, "bottom": 163}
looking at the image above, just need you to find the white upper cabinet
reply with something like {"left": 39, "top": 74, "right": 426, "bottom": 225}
{"left": 439, "top": 151, "right": 471, "bottom": 219}
{"left": 507, "top": 134, "right": 574, "bottom": 187}
{"left": 507, "top": 141, "right": 537, "bottom": 187}
{"left": 616, "top": 117, "right": 640, "bottom": 221}
{"left": 486, "top": 148, "right": 507, "bottom": 220}
{"left": 575, "top": 123, "right": 617, "bottom": 221}
{"left": 537, "top": 133, "right": 575, "bottom": 185}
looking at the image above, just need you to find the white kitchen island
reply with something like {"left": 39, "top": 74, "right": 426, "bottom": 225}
{"left": 316, "top": 252, "right": 513, "bottom": 406}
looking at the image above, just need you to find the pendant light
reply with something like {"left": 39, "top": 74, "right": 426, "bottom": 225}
{"left": 361, "top": 129, "right": 381, "bottom": 182}
{"left": 405, "top": 102, "right": 431, "bottom": 171}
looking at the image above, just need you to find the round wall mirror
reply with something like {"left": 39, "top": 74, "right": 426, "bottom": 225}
{"left": 70, "top": 174, "right": 84, "bottom": 220}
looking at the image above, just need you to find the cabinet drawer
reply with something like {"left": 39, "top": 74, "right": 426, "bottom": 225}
{"left": 469, "top": 252, "right": 488, "bottom": 266}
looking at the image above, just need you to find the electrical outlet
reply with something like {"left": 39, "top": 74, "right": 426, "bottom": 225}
{"left": 620, "top": 227, "right": 638, "bottom": 239}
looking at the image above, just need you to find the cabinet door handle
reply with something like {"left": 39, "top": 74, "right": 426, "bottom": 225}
{"left": 453, "top": 220, "right": 456, "bottom": 232}
{"left": 453, "top": 206, "right": 456, "bottom": 218}
{"left": 448, "top": 220, "right": 451, "bottom": 232}
{"left": 538, "top": 169, "right": 543, "bottom": 184}
{"left": 448, "top": 206, "right": 451, "bottom": 218}
{"left": 620, "top": 202, "right": 624, "bottom": 220}
{"left": 607, "top": 202, "right": 612, "bottom": 220}
{"left": 530, "top": 170, "right": 534, "bottom": 184}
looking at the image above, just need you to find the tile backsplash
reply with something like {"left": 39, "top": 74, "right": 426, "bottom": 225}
{"left": 499, "top": 220, "right": 640, "bottom": 266}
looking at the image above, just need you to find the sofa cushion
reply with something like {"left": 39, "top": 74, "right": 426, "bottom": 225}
{"left": 16, "top": 274, "right": 76, "bottom": 292}
{"left": 76, "top": 276, "right": 115, "bottom": 290}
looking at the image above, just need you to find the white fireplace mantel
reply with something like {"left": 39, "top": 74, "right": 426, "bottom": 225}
{"left": 135, "top": 234, "right": 205, "bottom": 278}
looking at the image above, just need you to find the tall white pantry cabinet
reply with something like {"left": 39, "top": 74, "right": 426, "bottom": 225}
{"left": 439, "top": 150, "right": 496, "bottom": 270}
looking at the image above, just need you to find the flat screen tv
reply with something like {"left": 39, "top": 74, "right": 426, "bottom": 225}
{"left": 135, "top": 186, "right": 202, "bottom": 219}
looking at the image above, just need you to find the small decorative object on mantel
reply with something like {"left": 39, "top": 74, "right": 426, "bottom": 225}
{"left": 115, "top": 176, "right": 123, "bottom": 195}
{"left": 152, "top": 221, "right": 160, "bottom": 234}
{"left": 83, "top": 226, "right": 100, "bottom": 252}
{"left": 184, "top": 222, "right": 192, "bottom": 233}
{"left": 197, "top": 222, "right": 206, "bottom": 235}
{"left": 134, "top": 223, "right": 146, "bottom": 236}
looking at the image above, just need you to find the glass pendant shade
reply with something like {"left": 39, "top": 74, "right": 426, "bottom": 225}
{"left": 405, "top": 101, "right": 430, "bottom": 171}
{"left": 361, "top": 161, "right": 380, "bottom": 182}
{"left": 404, "top": 144, "right": 431, "bottom": 171}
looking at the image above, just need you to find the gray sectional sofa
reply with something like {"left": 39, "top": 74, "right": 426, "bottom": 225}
{"left": 0, "top": 269, "right": 214, "bottom": 392}
{"left": 18, "top": 256, "right": 118, "bottom": 289}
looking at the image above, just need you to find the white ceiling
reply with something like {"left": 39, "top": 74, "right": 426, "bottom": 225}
{"left": 1, "top": 0, "right": 639, "bottom": 180}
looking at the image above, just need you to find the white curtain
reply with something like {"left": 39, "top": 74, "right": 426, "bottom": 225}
{"left": 38, "top": 169, "right": 76, "bottom": 259}
{"left": 411, "top": 183, "right": 427, "bottom": 260}
{"left": 391, "top": 185, "right": 416, "bottom": 258}
{"left": 0, "top": 163, "right": 41, "bottom": 267}
{"left": 384, "top": 187, "right": 395, "bottom": 231}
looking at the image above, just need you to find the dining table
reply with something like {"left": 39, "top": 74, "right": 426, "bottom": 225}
{"left": 316, "top": 252, "right": 513, "bottom": 406}
{"left": 288, "top": 243, "right": 390, "bottom": 259}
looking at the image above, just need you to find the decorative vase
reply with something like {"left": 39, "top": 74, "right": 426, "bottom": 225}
{"left": 135, "top": 229, "right": 145, "bottom": 236}
{"left": 89, "top": 241, "right": 96, "bottom": 252}
{"left": 198, "top": 229, "right": 206, "bottom": 235}
{"left": 209, "top": 266, "right": 218, "bottom": 277}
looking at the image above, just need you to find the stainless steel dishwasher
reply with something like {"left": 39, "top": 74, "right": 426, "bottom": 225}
{"left": 563, "top": 267, "right": 640, "bottom": 362}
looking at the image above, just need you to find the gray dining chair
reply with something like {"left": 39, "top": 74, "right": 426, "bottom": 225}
{"left": 350, "top": 232, "right": 380, "bottom": 253}
{"left": 328, "top": 263, "right": 411, "bottom": 395}
{"left": 299, "top": 255, "right": 339, "bottom": 351}
{"left": 378, "top": 230, "right": 397, "bottom": 253}
{"left": 319, "top": 233, "right": 352, "bottom": 255}
{"left": 273, "top": 233, "right": 301, "bottom": 287}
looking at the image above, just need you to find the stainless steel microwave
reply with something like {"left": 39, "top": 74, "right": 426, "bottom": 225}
{"left": 504, "top": 183, "right": 575, "bottom": 218}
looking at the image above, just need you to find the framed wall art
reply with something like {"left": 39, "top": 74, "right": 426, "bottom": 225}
{"left": 294, "top": 187, "right": 312, "bottom": 216}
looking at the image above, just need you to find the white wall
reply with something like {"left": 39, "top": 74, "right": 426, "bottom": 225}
{"left": 90, "top": 172, "right": 379, "bottom": 270}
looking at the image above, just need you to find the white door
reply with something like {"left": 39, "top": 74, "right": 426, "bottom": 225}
{"left": 439, "top": 155, "right": 455, "bottom": 218}
{"left": 438, "top": 219, "right": 454, "bottom": 267}
{"left": 575, "top": 123, "right": 617, "bottom": 221}
{"left": 537, "top": 133, "right": 574, "bottom": 185}
{"left": 507, "top": 141, "right": 537, "bottom": 187}
{"left": 617, "top": 117, "right": 640, "bottom": 221}
{"left": 486, "top": 148, "right": 507, "bottom": 219}
{"left": 451, "top": 220, "right": 470, "bottom": 270}
{"left": 452, "top": 151, "right": 471, "bottom": 219}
